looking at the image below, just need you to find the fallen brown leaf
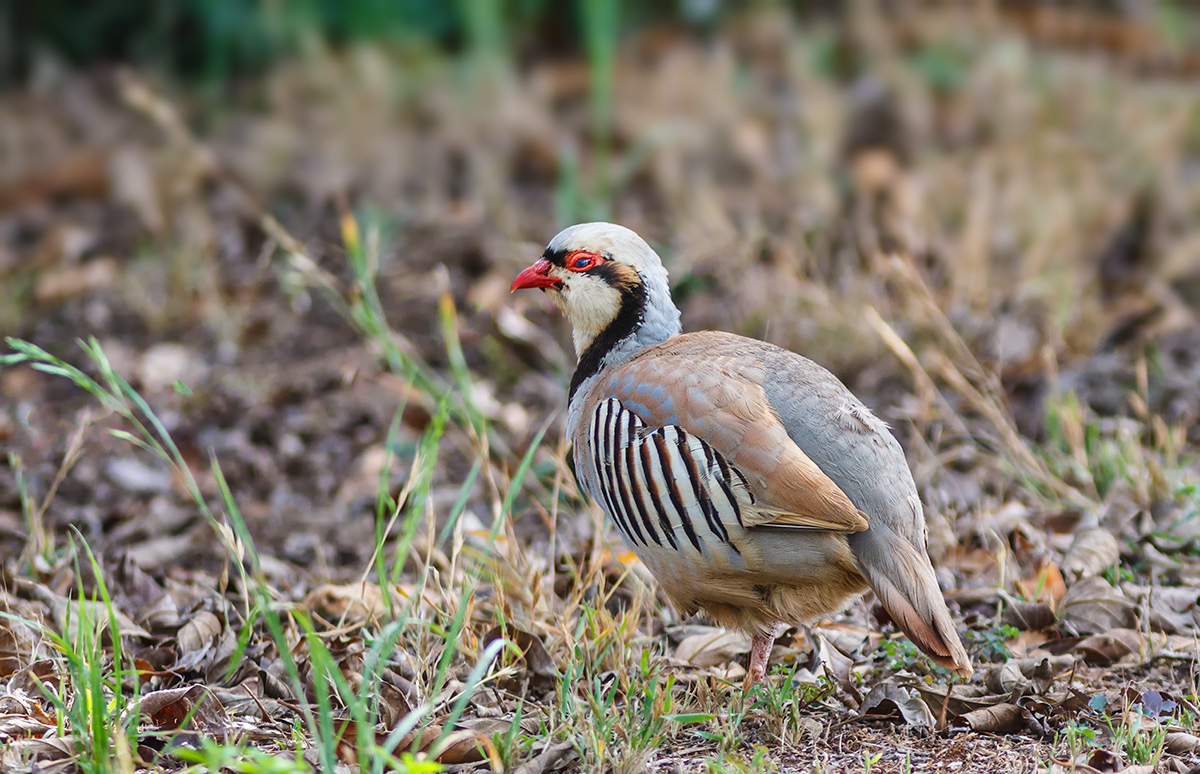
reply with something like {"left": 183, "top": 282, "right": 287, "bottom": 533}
{"left": 858, "top": 683, "right": 935, "bottom": 732}
{"left": 1072, "top": 629, "right": 1144, "bottom": 665}
{"left": 138, "top": 685, "right": 230, "bottom": 735}
{"left": 376, "top": 679, "right": 415, "bottom": 728}
{"left": 985, "top": 654, "right": 1075, "bottom": 696}
{"left": 1001, "top": 598, "right": 1058, "bottom": 631}
{"left": 1061, "top": 527, "right": 1121, "bottom": 581}
{"left": 0, "top": 737, "right": 77, "bottom": 767}
{"left": 303, "top": 582, "right": 385, "bottom": 624}
{"left": 436, "top": 718, "right": 511, "bottom": 765}
{"left": 673, "top": 628, "right": 752, "bottom": 668}
{"left": 0, "top": 713, "right": 55, "bottom": 739}
{"left": 1015, "top": 558, "right": 1068, "bottom": 608}
{"left": 1008, "top": 629, "right": 1053, "bottom": 657}
{"left": 1125, "top": 584, "right": 1199, "bottom": 634}
{"left": 1057, "top": 576, "right": 1137, "bottom": 635}
{"left": 33, "top": 258, "right": 118, "bottom": 304}
{"left": 482, "top": 625, "right": 556, "bottom": 689}
{"left": 7, "top": 660, "right": 62, "bottom": 697}
{"left": 810, "top": 630, "right": 859, "bottom": 706}
{"left": 1164, "top": 731, "right": 1200, "bottom": 755}
{"left": 178, "top": 610, "right": 222, "bottom": 654}
{"left": 960, "top": 702, "right": 1038, "bottom": 734}
{"left": 512, "top": 739, "right": 577, "bottom": 774}
{"left": 914, "top": 683, "right": 999, "bottom": 720}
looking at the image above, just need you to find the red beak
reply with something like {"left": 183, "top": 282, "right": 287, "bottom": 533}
{"left": 510, "top": 258, "right": 563, "bottom": 292}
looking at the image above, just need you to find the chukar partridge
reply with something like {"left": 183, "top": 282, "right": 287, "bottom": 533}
{"left": 511, "top": 222, "right": 972, "bottom": 684}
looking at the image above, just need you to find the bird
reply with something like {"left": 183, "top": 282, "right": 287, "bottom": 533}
{"left": 510, "top": 222, "right": 972, "bottom": 685}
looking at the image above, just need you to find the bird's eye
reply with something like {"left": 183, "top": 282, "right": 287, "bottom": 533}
{"left": 566, "top": 251, "right": 602, "bottom": 272}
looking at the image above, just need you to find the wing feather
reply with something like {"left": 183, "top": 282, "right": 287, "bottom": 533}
{"left": 576, "top": 348, "right": 868, "bottom": 535}
{"left": 579, "top": 348, "right": 869, "bottom": 534}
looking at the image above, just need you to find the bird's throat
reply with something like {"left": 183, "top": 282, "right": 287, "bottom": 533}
{"left": 568, "top": 281, "right": 648, "bottom": 402}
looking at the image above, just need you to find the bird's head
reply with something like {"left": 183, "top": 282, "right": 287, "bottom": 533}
{"left": 510, "top": 222, "right": 678, "bottom": 359}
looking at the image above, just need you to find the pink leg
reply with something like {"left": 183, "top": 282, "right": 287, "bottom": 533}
{"left": 744, "top": 624, "right": 780, "bottom": 689}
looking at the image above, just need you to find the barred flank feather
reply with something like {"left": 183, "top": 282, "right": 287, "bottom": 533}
{"left": 587, "top": 399, "right": 749, "bottom": 560}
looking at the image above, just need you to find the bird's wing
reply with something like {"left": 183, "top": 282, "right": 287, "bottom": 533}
{"left": 583, "top": 334, "right": 868, "bottom": 534}
{"left": 753, "top": 338, "right": 926, "bottom": 549}
{"left": 752, "top": 336, "right": 974, "bottom": 677}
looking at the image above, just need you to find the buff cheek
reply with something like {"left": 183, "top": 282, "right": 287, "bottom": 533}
{"left": 562, "top": 274, "right": 623, "bottom": 356}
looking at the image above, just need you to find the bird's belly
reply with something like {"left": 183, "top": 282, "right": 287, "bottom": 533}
{"left": 621, "top": 526, "right": 868, "bottom": 635}
{"left": 688, "top": 573, "right": 869, "bottom": 636}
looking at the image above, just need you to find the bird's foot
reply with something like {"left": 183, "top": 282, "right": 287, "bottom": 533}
{"left": 742, "top": 663, "right": 766, "bottom": 692}
{"left": 743, "top": 625, "right": 779, "bottom": 691}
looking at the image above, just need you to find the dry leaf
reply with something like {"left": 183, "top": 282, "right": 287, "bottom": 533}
{"left": 1073, "top": 629, "right": 1144, "bottom": 665}
{"left": 436, "top": 718, "right": 511, "bottom": 765}
{"left": 0, "top": 714, "right": 54, "bottom": 739}
{"left": 303, "top": 583, "right": 385, "bottom": 624}
{"left": 1125, "top": 585, "right": 1199, "bottom": 634}
{"left": 1164, "top": 731, "right": 1200, "bottom": 755}
{"left": 987, "top": 660, "right": 1031, "bottom": 695}
{"left": 1007, "top": 629, "right": 1052, "bottom": 657}
{"left": 674, "top": 629, "right": 751, "bottom": 668}
{"left": 370, "top": 679, "right": 411, "bottom": 728}
{"left": 138, "top": 685, "right": 230, "bottom": 735}
{"left": 138, "top": 343, "right": 206, "bottom": 394}
{"left": 1160, "top": 636, "right": 1198, "bottom": 657}
{"left": 105, "top": 457, "right": 172, "bottom": 493}
{"left": 915, "top": 683, "right": 1005, "bottom": 721}
{"left": 809, "top": 631, "right": 859, "bottom": 705}
{"left": 49, "top": 596, "right": 152, "bottom": 644}
{"left": 6, "top": 660, "right": 61, "bottom": 697}
{"left": 815, "top": 622, "right": 875, "bottom": 658}
{"left": 1001, "top": 599, "right": 1057, "bottom": 631}
{"left": 512, "top": 740, "right": 577, "bottom": 774}
{"left": 178, "top": 611, "right": 222, "bottom": 654}
{"left": 481, "top": 625, "right": 556, "bottom": 688}
{"left": 33, "top": 258, "right": 118, "bottom": 304}
{"left": 1014, "top": 558, "right": 1067, "bottom": 608}
{"left": 0, "top": 610, "right": 48, "bottom": 677}
{"left": 858, "top": 683, "right": 935, "bottom": 732}
{"left": 1, "top": 736, "right": 77, "bottom": 764}
{"left": 1062, "top": 527, "right": 1121, "bottom": 581}
{"left": 108, "top": 145, "right": 164, "bottom": 234}
{"left": 985, "top": 655, "right": 1075, "bottom": 696}
{"left": 1057, "top": 576, "right": 1137, "bottom": 635}
{"left": 960, "top": 702, "right": 1038, "bottom": 733}
{"left": 112, "top": 556, "right": 179, "bottom": 630}
{"left": 1084, "top": 748, "right": 1123, "bottom": 772}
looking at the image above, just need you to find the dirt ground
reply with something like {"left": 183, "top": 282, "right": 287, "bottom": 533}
{"left": 3, "top": 5, "right": 1200, "bottom": 773}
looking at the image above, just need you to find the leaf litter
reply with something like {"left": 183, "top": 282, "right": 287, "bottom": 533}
{"left": 2, "top": 4, "right": 1200, "bottom": 773}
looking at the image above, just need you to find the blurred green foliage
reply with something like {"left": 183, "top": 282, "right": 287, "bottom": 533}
{"left": 0, "top": 0, "right": 728, "bottom": 85}
{"left": 2, "top": 0, "right": 496, "bottom": 82}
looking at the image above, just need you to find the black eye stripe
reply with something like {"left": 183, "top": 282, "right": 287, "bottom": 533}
{"left": 545, "top": 248, "right": 608, "bottom": 270}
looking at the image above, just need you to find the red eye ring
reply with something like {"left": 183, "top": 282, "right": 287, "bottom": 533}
{"left": 566, "top": 251, "right": 603, "bottom": 272}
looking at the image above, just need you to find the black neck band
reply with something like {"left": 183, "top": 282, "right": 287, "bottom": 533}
{"left": 568, "top": 267, "right": 647, "bottom": 402}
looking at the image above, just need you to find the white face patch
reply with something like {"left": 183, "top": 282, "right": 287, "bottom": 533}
{"left": 545, "top": 268, "right": 623, "bottom": 356}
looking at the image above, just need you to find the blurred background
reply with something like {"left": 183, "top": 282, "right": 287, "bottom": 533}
{"left": 3, "top": 0, "right": 1200, "bottom": 619}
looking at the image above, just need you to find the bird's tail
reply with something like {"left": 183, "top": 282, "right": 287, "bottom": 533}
{"left": 849, "top": 525, "right": 973, "bottom": 677}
